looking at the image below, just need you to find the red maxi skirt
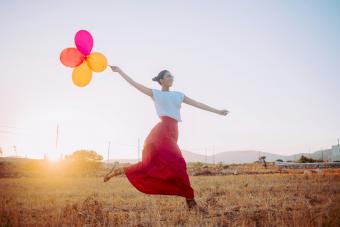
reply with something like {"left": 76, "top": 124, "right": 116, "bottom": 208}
{"left": 123, "top": 116, "right": 195, "bottom": 199}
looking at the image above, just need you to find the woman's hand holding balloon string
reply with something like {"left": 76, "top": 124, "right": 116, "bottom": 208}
{"left": 109, "top": 65, "right": 122, "bottom": 74}
{"left": 218, "top": 109, "right": 229, "bottom": 116}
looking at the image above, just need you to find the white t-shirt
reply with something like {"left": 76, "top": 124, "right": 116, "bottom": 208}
{"left": 151, "top": 89, "right": 185, "bottom": 122}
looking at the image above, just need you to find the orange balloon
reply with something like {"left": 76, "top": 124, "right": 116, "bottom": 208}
{"left": 60, "top": 48, "right": 85, "bottom": 67}
{"left": 86, "top": 52, "right": 107, "bottom": 72}
{"left": 72, "top": 61, "right": 92, "bottom": 87}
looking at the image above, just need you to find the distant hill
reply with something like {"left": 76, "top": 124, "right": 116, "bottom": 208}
{"left": 81, "top": 145, "right": 340, "bottom": 164}
{"left": 180, "top": 149, "right": 288, "bottom": 164}
{"left": 181, "top": 148, "right": 337, "bottom": 164}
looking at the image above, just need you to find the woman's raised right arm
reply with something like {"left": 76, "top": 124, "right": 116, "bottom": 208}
{"left": 109, "top": 65, "right": 152, "bottom": 97}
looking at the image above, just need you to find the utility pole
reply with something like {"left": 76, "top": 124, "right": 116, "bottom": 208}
{"left": 56, "top": 124, "right": 59, "bottom": 149}
{"left": 13, "top": 145, "right": 17, "bottom": 157}
{"left": 55, "top": 123, "right": 59, "bottom": 160}
{"left": 138, "top": 138, "right": 140, "bottom": 161}
{"left": 205, "top": 147, "right": 207, "bottom": 163}
{"left": 107, "top": 141, "right": 111, "bottom": 162}
{"left": 213, "top": 145, "right": 215, "bottom": 164}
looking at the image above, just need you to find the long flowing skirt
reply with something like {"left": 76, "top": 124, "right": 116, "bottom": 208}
{"left": 123, "top": 116, "right": 195, "bottom": 199}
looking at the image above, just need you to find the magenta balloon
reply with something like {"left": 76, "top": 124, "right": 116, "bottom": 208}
{"left": 74, "top": 30, "right": 93, "bottom": 56}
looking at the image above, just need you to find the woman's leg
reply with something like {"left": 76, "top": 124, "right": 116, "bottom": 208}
{"left": 186, "top": 198, "right": 208, "bottom": 213}
{"left": 186, "top": 198, "right": 198, "bottom": 208}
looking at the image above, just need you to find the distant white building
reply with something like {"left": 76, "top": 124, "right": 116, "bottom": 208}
{"left": 331, "top": 144, "right": 340, "bottom": 161}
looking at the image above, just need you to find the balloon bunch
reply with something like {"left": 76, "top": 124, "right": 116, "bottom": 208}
{"left": 60, "top": 30, "right": 108, "bottom": 87}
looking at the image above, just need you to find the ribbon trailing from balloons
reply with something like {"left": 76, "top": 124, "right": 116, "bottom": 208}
{"left": 60, "top": 30, "right": 108, "bottom": 87}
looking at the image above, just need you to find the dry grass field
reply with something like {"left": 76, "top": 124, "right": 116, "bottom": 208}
{"left": 1, "top": 161, "right": 340, "bottom": 226}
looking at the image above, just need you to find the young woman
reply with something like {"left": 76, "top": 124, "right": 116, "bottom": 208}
{"left": 104, "top": 66, "right": 229, "bottom": 212}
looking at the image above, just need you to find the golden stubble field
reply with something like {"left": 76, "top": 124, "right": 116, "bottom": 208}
{"left": 1, "top": 167, "right": 340, "bottom": 227}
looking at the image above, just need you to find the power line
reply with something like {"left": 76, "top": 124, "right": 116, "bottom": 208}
{"left": 0, "top": 130, "right": 25, "bottom": 135}
{"left": 0, "top": 125, "right": 25, "bottom": 129}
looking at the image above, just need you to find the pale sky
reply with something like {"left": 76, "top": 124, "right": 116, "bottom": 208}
{"left": 0, "top": 0, "right": 339, "bottom": 160}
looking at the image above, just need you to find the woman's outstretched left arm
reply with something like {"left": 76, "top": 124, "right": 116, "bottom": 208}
{"left": 183, "top": 95, "right": 229, "bottom": 116}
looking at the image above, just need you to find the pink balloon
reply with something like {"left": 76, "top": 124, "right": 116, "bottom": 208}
{"left": 74, "top": 30, "right": 93, "bottom": 56}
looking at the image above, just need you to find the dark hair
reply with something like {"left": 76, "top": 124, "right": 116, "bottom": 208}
{"left": 152, "top": 70, "right": 170, "bottom": 85}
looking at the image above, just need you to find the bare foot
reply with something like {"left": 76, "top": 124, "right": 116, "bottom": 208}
{"left": 103, "top": 173, "right": 112, "bottom": 182}
{"left": 103, "top": 161, "right": 119, "bottom": 182}
{"left": 186, "top": 199, "right": 197, "bottom": 208}
{"left": 186, "top": 199, "right": 208, "bottom": 214}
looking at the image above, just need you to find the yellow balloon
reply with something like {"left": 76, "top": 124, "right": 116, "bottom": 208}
{"left": 86, "top": 52, "right": 107, "bottom": 72}
{"left": 72, "top": 61, "right": 92, "bottom": 87}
